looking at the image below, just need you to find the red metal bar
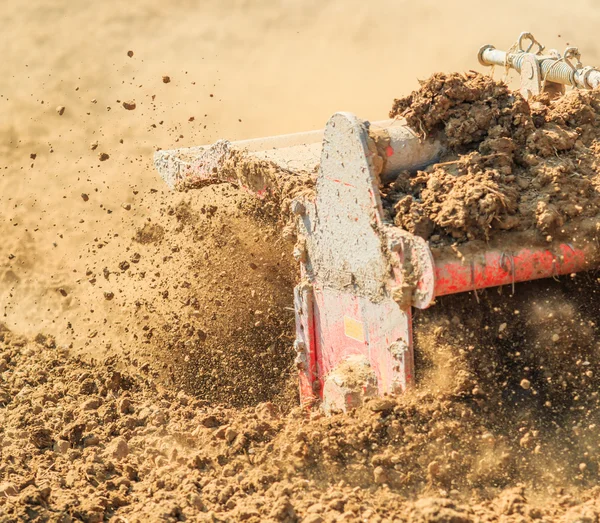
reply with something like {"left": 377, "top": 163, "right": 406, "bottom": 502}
{"left": 433, "top": 243, "right": 593, "bottom": 297}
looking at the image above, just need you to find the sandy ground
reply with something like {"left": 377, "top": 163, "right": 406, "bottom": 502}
{"left": 5, "top": 2, "right": 600, "bottom": 522}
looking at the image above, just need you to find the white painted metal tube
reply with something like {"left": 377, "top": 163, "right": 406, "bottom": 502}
{"left": 478, "top": 45, "right": 507, "bottom": 67}
{"left": 479, "top": 44, "right": 600, "bottom": 90}
{"left": 154, "top": 116, "right": 443, "bottom": 189}
{"left": 369, "top": 120, "right": 442, "bottom": 182}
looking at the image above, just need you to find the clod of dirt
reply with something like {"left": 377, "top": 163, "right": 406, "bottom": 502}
{"left": 162, "top": 75, "right": 171, "bottom": 83}
{"left": 98, "top": 152, "right": 109, "bottom": 161}
{"left": 56, "top": 105, "right": 65, "bottom": 116}
{"left": 122, "top": 100, "right": 136, "bottom": 110}
{"left": 383, "top": 72, "right": 600, "bottom": 243}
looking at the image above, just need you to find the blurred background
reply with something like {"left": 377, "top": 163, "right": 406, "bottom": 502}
{"left": 2, "top": 0, "right": 600, "bottom": 340}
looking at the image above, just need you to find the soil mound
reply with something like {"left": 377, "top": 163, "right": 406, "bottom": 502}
{"left": 384, "top": 72, "right": 600, "bottom": 244}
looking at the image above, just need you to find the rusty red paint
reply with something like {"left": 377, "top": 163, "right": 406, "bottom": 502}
{"left": 434, "top": 244, "right": 589, "bottom": 297}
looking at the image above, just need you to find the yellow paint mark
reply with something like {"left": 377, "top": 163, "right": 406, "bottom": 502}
{"left": 344, "top": 316, "right": 365, "bottom": 343}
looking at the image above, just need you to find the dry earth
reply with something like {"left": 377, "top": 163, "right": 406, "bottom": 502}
{"left": 5, "top": 1, "right": 600, "bottom": 522}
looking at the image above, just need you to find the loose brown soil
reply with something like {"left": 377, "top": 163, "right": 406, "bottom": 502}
{"left": 6, "top": 274, "right": 600, "bottom": 522}
{"left": 5, "top": 7, "right": 600, "bottom": 518}
{"left": 73, "top": 183, "right": 298, "bottom": 409}
{"left": 384, "top": 72, "right": 600, "bottom": 245}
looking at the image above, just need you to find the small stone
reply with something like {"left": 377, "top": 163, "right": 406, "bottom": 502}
{"left": 122, "top": 100, "right": 136, "bottom": 110}
{"left": 118, "top": 261, "right": 130, "bottom": 271}
{"left": 127, "top": 50, "right": 134, "bottom": 57}
{"left": 121, "top": 203, "right": 131, "bottom": 211}
{"left": 99, "top": 152, "right": 109, "bottom": 161}
{"left": 0, "top": 482, "right": 18, "bottom": 497}
{"left": 427, "top": 460, "right": 440, "bottom": 478}
{"left": 373, "top": 466, "right": 388, "bottom": 484}
{"left": 222, "top": 464, "right": 236, "bottom": 477}
{"left": 579, "top": 462, "right": 587, "bottom": 472}
{"left": 53, "top": 440, "right": 70, "bottom": 454}
{"left": 82, "top": 397, "right": 102, "bottom": 410}
{"left": 83, "top": 434, "right": 100, "bottom": 447}
{"left": 369, "top": 398, "right": 395, "bottom": 413}
{"left": 104, "top": 291, "right": 114, "bottom": 301}
{"left": 200, "top": 415, "right": 220, "bottom": 428}
{"left": 498, "top": 323, "right": 507, "bottom": 333}
{"left": 56, "top": 106, "right": 65, "bottom": 116}
{"left": 552, "top": 333, "right": 560, "bottom": 342}
{"left": 30, "top": 153, "right": 37, "bottom": 160}
{"left": 117, "top": 397, "right": 132, "bottom": 414}
{"left": 225, "top": 427, "right": 238, "bottom": 443}
{"left": 107, "top": 437, "right": 129, "bottom": 460}
{"left": 81, "top": 193, "right": 89, "bottom": 202}
{"left": 306, "top": 503, "right": 324, "bottom": 514}
{"left": 30, "top": 428, "right": 54, "bottom": 449}
{"left": 520, "top": 379, "right": 531, "bottom": 390}
{"left": 162, "top": 75, "right": 171, "bottom": 83}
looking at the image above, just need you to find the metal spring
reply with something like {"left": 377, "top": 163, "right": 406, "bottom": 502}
{"left": 510, "top": 53, "right": 575, "bottom": 86}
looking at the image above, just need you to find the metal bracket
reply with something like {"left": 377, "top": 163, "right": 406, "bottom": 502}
{"left": 520, "top": 53, "right": 542, "bottom": 99}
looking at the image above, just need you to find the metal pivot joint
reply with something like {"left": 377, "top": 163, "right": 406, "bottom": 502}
{"left": 478, "top": 31, "right": 600, "bottom": 98}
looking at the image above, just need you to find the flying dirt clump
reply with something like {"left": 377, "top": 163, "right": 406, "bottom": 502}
{"left": 384, "top": 71, "right": 600, "bottom": 243}
{"left": 78, "top": 183, "right": 298, "bottom": 409}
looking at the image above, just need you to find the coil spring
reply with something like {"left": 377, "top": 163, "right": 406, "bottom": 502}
{"left": 510, "top": 53, "right": 575, "bottom": 86}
